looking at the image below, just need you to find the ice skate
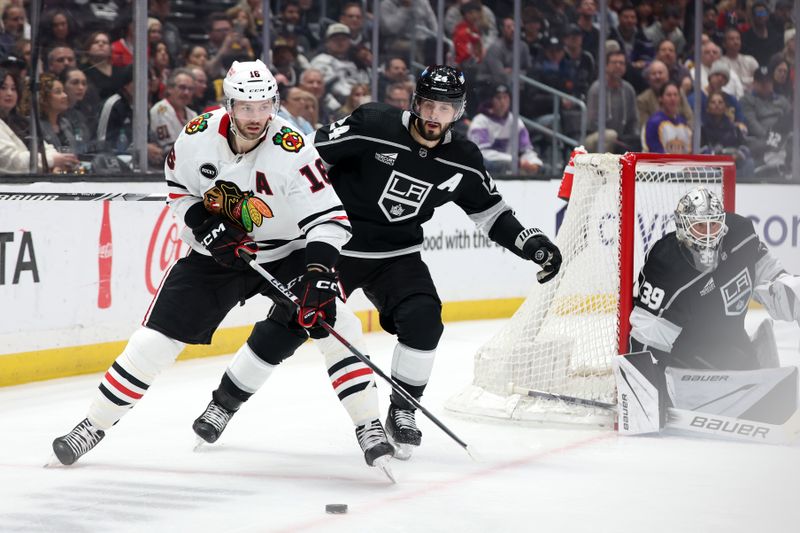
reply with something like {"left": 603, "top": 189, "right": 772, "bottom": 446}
{"left": 51, "top": 418, "right": 105, "bottom": 466}
{"left": 385, "top": 405, "right": 422, "bottom": 460}
{"left": 192, "top": 400, "right": 235, "bottom": 444}
{"left": 355, "top": 419, "right": 396, "bottom": 482}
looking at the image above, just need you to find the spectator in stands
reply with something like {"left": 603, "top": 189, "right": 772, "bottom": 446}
{"left": 575, "top": 0, "right": 600, "bottom": 62}
{"left": 741, "top": 65, "right": 792, "bottom": 172}
{"left": 147, "top": 65, "right": 162, "bottom": 108}
{"left": 0, "top": 67, "right": 78, "bottom": 173}
{"left": 541, "top": 0, "right": 574, "bottom": 37}
{"left": 384, "top": 81, "right": 412, "bottom": 109}
{"left": 207, "top": 13, "right": 254, "bottom": 82}
{"left": 644, "top": 5, "right": 686, "bottom": 57}
{"left": 700, "top": 91, "right": 754, "bottom": 177}
{"left": 644, "top": 81, "right": 692, "bottom": 154}
{"left": 480, "top": 17, "right": 532, "bottom": 90}
{"left": 81, "top": 31, "right": 123, "bottom": 101}
{"left": 111, "top": 16, "right": 134, "bottom": 68}
{"left": 236, "top": 0, "right": 264, "bottom": 34}
{"left": 742, "top": 1, "right": 784, "bottom": 67}
{"left": 149, "top": 0, "right": 183, "bottom": 64}
{"left": 609, "top": 3, "right": 654, "bottom": 92}
{"left": 271, "top": 37, "right": 302, "bottom": 88}
{"left": 769, "top": 56, "right": 792, "bottom": 102}
{"left": 46, "top": 45, "right": 77, "bottom": 76}
{"left": 351, "top": 42, "right": 374, "bottom": 84}
{"left": 332, "top": 82, "right": 370, "bottom": 121}
{"left": 274, "top": 0, "right": 315, "bottom": 56}
{"left": 185, "top": 45, "right": 209, "bottom": 72}
{"left": 187, "top": 65, "right": 214, "bottom": 113}
{"left": 377, "top": 56, "right": 413, "bottom": 100}
{"left": 521, "top": 7, "right": 547, "bottom": 63}
{"left": 770, "top": 28, "right": 795, "bottom": 79}
{"left": 338, "top": 1, "right": 371, "bottom": 47}
{"left": 637, "top": 60, "right": 693, "bottom": 130}
{"left": 701, "top": 4, "right": 725, "bottom": 47}
{"left": 298, "top": 88, "right": 320, "bottom": 128}
{"left": 467, "top": 84, "right": 542, "bottom": 175}
{"left": 36, "top": 73, "right": 90, "bottom": 157}
{"left": 40, "top": 8, "right": 80, "bottom": 50}
{"left": 309, "top": 23, "right": 361, "bottom": 110}
{"left": 150, "top": 41, "right": 172, "bottom": 96}
{"left": 226, "top": 4, "right": 262, "bottom": 60}
{"left": 444, "top": 0, "right": 497, "bottom": 47}
{"left": 149, "top": 68, "right": 196, "bottom": 159}
{"left": 453, "top": 2, "right": 485, "bottom": 68}
{"left": 528, "top": 35, "right": 569, "bottom": 117}
{"left": 379, "top": 0, "right": 437, "bottom": 61}
{"left": 278, "top": 85, "right": 315, "bottom": 134}
{"left": 60, "top": 67, "right": 95, "bottom": 143}
{"left": 656, "top": 39, "right": 691, "bottom": 94}
{"left": 770, "top": 0, "right": 794, "bottom": 33}
{"left": 691, "top": 40, "right": 744, "bottom": 99}
{"left": 298, "top": 67, "right": 336, "bottom": 125}
{"left": 0, "top": 5, "right": 25, "bottom": 59}
{"left": 688, "top": 62, "right": 746, "bottom": 129}
{"left": 562, "top": 24, "right": 596, "bottom": 102}
{"left": 718, "top": 27, "right": 759, "bottom": 92}
{"left": 586, "top": 50, "right": 640, "bottom": 153}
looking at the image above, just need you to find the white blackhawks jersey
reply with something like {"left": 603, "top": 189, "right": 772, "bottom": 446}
{"left": 149, "top": 98, "right": 198, "bottom": 150}
{"left": 165, "top": 108, "right": 351, "bottom": 263}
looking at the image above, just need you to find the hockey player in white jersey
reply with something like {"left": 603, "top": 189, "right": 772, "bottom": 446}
{"left": 52, "top": 60, "right": 395, "bottom": 472}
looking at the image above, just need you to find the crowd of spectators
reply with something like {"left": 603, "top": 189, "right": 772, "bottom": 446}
{"left": 0, "top": 0, "right": 795, "bottom": 180}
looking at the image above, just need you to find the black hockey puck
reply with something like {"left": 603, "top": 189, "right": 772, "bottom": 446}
{"left": 325, "top": 504, "right": 348, "bottom": 514}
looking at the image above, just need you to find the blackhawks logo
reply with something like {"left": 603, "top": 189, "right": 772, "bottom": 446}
{"left": 272, "top": 126, "right": 304, "bottom": 152}
{"left": 203, "top": 180, "right": 274, "bottom": 232}
{"left": 185, "top": 113, "right": 213, "bottom": 135}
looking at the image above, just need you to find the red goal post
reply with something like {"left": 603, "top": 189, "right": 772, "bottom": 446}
{"left": 446, "top": 152, "right": 736, "bottom": 427}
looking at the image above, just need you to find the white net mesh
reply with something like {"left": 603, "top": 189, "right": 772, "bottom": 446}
{"left": 446, "top": 153, "right": 732, "bottom": 427}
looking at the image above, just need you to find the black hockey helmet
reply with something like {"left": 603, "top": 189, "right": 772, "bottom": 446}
{"left": 411, "top": 65, "right": 467, "bottom": 122}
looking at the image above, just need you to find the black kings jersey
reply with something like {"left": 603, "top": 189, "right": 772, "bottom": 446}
{"left": 313, "top": 102, "right": 511, "bottom": 258}
{"left": 629, "top": 213, "right": 784, "bottom": 370}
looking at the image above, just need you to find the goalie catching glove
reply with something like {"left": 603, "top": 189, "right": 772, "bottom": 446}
{"left": 516, "top": 228, "right": 562, "bottom": 283}
{"left": 193, "top": 215, "right": 258, "bottom": 269}
{"left": 298, "top": 269, "right": 341, "bottom": 338}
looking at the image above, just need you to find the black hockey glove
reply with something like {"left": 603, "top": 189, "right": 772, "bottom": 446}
{"left": 297, "top": 269, "right": 340, "bottom": 338}
{"left": 193, "top": 216, "right": 258, "bottom": 269}
{"left": 516, "top": 228, "right": 562, "bottom": 284}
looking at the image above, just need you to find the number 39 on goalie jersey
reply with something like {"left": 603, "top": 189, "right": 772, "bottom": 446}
{"left": 629, "top": 213, "right": 787, "bottom": 370}
{"left": 164, "top": 108, "right": 351, "bottom": 263}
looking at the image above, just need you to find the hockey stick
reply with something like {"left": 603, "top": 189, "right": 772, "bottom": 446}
{"left": 0, "top": 192, "right": 166, "bottom": 201}
{"left": 509, "top": 385, "right": 617, "bottom": 410}
{"left": 242, "top": 254, "right": 475, "bottom": 458}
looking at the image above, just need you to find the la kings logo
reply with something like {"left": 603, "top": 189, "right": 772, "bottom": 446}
{"left": 379, "top": 170, "right": 432, "bottom": 222}
{"left": 721, "top": 268, "right": 752, "bottom": 316}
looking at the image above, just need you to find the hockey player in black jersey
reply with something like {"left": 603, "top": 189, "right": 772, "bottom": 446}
{"left": 309, "top": 65, "right": 562, "bottom": 458}
{"left": 629, "top": 187, "right": 800, "bottom": 371}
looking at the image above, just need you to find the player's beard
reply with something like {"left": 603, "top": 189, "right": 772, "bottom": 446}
{"left": 235, "top": 116, "right": 270, "bottom": 141}
{"left": 414, "top": 117, "right": 446, "bottom": 142}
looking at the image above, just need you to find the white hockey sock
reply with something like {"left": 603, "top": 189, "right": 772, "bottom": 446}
{"left": 391, "top": 342, "right": 436, "bottom": 389}
{"left": 315, "top": 303, "right": 379, "bottom": 426}
{"left": 88, "top": 327, "right": 184, "bottom": 430}
{"left": 224, "top": 342, "right": 276, "bottom": 394}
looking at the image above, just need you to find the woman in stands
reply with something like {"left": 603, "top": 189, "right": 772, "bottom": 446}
{"left": 644, "top": 81, "right": 692, "bottom": 154}
{"left": 36, "top": 73, "right": 91, "bottom": 158}
{"left": 60, "top": 67, "right": 96, "bottom": 143}
{"left": 700, "top": 91, "right": 754, "bottom": 177}
{"left": 81, "top": 31, "right": 124, "bottom": 101}
{"left": 0, "top": 68, "right": 77, "bottom": 173}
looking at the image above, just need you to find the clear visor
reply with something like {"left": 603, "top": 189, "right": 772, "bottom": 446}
{"left": 411, "top": 95, "right": 463, "bottom": 124}
{"left": 229, "top": 97, "right": 278, "bottom": 120}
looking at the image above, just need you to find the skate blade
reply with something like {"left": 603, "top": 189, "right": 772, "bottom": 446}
{"left": 372, "top": 455, "right": 397, "bottom": 483}
{"left": 43, "top": 453, "right": 65, "bottom": 468}
{"left": 193, "top": 437, "right": 207, "bottom": 452}
{"left": 392, "top": 443, "right": 416, "bottom": 461}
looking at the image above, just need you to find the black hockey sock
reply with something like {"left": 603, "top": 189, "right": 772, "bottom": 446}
{"left": 213, "top": 373, "right": 252, "bottom": 411}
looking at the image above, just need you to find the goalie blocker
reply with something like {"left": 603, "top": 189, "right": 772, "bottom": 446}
{"left": 613, "top": 351, "right": 800, "bottom": 444}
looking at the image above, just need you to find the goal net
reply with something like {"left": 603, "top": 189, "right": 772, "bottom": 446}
{"left": 446, "top": 153, "right": 736, "bottom": 427}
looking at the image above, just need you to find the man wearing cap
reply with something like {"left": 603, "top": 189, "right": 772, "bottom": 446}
{"left": 691, "top": 40, "right": 744, "bottom": 99}
{"left": 741, "top": 65, "right": 792, "bottom": 170}
{"left": 742, "top": 1, "right": 784, "bottom": 67}
{"left": 271, "top": 36, "right": 303, "bottom": 88}
{"left": 309, "top": 23, "right": 361, "bottom": 108}
{"left": 688, "top": 61, "right": 746, "bottom": 128}
{"left": 467, "top": 84, "right": 543, "bottom": 175}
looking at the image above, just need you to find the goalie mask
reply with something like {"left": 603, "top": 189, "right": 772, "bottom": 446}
{"left": 674, "top": 187, "right": 727, "bottom": 271}
{"left": 410, "top": 65, "right": 466, "bottom": 141}
{"left": 223, "top": 59, "right": 280, "bottom": 141}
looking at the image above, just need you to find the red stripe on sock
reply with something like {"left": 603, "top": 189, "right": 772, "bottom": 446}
{"left": 105, "top": 371, "right": 144, "bottom": 400}
{"left": 331, "top": 367, "right": 373, "bottom": 390}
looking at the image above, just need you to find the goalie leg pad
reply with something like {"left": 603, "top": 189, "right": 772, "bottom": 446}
{"left": 613, "top": 351, "right": 664, "bottom": 435}
{"left": 89, "top": 327, "right": 185, "bottom": 430}
{"left": 316, "top": 303, "right": 379, "bottom": 426}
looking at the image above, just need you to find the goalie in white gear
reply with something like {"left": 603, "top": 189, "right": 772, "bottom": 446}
{"left": 52, "top": 60, "right": 394, "bottom": 471}
{"left": 629, "top": 186, "right": 800, "bottom": 372}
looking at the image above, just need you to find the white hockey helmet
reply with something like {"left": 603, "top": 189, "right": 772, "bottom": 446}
{"left": 223, "top": 59, "right": 280, "bottom": 138}
{"left": 674, "top": 186, "right": 727, "bottom": 270}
